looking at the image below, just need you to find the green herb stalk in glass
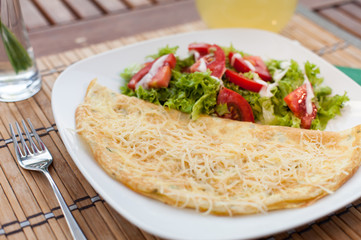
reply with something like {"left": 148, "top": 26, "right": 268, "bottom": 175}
{"left": 0, "top": 20, "right": 32, "bottom": 74}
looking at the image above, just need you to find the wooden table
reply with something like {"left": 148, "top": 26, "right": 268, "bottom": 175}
{"left": 22, "top": 0, "right": 200, "bottom": 56}
{"left": 20, "top": 0, "right": 361, "bottom": 58}
{"left": 300, "top": 0, "right": 361, "bottom": 39}
{"left": 1, "top": 0, "right": 361, "bottom": 239}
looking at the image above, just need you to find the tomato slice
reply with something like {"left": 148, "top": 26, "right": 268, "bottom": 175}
{"left": 217, "top": 87, "right": 255, "bottom": 122}
{"left": 189, "top": 44, "right": 226, "bottom": 79}
{"left": 147, "top": 65, "right": 172, "bottom": 88}
{"left": 229, "top": 52, "right": 272, "bottom": 82}
{"left": 229, "top": 52, "right": 249, "bottom": 73}
{"left": 127, "top": 62, "right": 153, "bottom": 89}
{"left": 188, "top": 43, "right": 211, "bottom": 58}
{"left": 127, "top": 53, "right": 176, "bottom": 89}
{"left": 244, "top": 56, "right": 272, "bottom": 81}
{"left": 165, "top": 53, "right": 177, "bottom": 69}
{"left": 225, "top": 69, "right": 264, "bottom": 92}
{"left": 284, "top": 84, "right": 317, "bottom": 129}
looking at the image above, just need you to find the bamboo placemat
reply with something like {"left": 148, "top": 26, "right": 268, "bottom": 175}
{"left": 1, "top": 13, "right": 361, "bottom": 240}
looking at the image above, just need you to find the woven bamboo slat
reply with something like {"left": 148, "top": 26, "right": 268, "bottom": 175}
{"left": 1, "top": 13, "right": 361, "bottom": 240}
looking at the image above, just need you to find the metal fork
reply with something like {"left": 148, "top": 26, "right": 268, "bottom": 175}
{"left": 9, "top": 119, "right": 86, "bottom": 240}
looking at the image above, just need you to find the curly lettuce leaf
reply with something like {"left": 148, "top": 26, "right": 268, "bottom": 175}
{"left": 227, "top": 59, "right": 348, "bottom": 130}
{"left": 120, "top": 64, "right": 141, "bottom": 96}
{"left": 266, "top": 59, "right": 282, "bottom": 77}
{"left": 121, "top": 44, "right": 349, "bottom": 130}
{"left": 305, "top": 61, "right": 323, "bottom": 86}
{"left": 147, "top": 45, "right": 179, "bottom": 59}
{"left": 174, "top": 55, "right": 195, "bottom": 72}
{"left": 122, "top": 68, "right": 220, "bottom": 120}
{"left": 120, "top": 64, "right": 141, "bottom": 81}
{"left": 165, "top": 71, "right": 220, "bottom": 119}
{"left": 311, "top": 92, "right": 349, "bottom": 129}
{"left": 215, "top": 103, "right": 230, "bottom": 116}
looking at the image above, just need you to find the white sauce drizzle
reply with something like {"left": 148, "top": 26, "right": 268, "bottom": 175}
{"left": 197, "top": 58, "right": 207, "bottom": 72}
{"left": 262, "top": 102, "right": 275, "bottom": 123}
{"left": 254, "top": 75, "right": 271, "bottom": 98}
{"left": 258, "top": 61, "right": 291, "bottom": 98}
{"left": 303, "top": 72, "right": 315, "bottom": 115}
{"left": 231, "top": 53, "right": 271, "bottom": 97}
{"left": 256, "top": 61, "right": 314, "bottom": 114}
{"left": 280, "top": 61, "right": 291, "bottom": 69}
{"left": 273, "top": 61, "right": 291, "bottom": 81}
{"left": 136, "top": 54, "right": 169, "bottom": 89}
{"left": 210, "top": 76, "right": 224, "bottom": 87}
{"left": 210, "top": 76, "right": 221, "bottom": 82}
{"left": 231, "top": 53, "right": 256, "bottom": 71}
{"left": 190, "top": 50, "right": 200, "bottom": 61}
{"left": 244, "top": 60, "right": 256, "bottom": 72}
{"left": 231, "top": 53, "right": 242, "bottom": 66}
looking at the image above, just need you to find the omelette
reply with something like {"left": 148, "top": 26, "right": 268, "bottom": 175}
{"left": 75, "top": 80, "right": 361, "bottom": 215}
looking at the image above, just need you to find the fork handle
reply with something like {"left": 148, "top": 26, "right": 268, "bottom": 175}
{"left": 42, "top": 169, "right": 87, "bottom": 240}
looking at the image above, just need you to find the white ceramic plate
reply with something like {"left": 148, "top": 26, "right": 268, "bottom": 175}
{"left": 52, "top": 29, "right": 361, "bottom": 240}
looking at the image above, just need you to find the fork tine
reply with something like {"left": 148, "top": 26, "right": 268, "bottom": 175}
{"left": 22, "top": 119, "right": 40, "bottom": 153}
{"left": 15, "top": 122, "right": 32, "bottom": 155}
{"left": 26, "top": 119, "right": 46, "bottom": 151}
{"left": 9, "top": 123, "right": 24, "bottom": 158}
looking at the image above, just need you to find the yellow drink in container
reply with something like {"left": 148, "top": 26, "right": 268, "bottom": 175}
{"left": 195, "top": 0, "right": 298, "bottom": 32}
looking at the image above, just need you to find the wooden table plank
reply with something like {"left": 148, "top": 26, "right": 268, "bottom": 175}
{"left": 31, "top": 0, "right": 77, "bottom": 24}
{"left": 62, "top": 0, "right": 103, "bottom": 19}
{"left": 339, "top": 2, "right": 361, "bottom": 20}
{"left": 309, "top": 225, "right": 333, "bottom": 240}
{"left": 281, "top": 14, "right": 341, "bottom": 50}
{"left": 319, "top": 8, "right": 361, "bottom": 39}
{"left": 123, "top": 0, "right": 153, "bottom": 8}
{"left": 0, "top": 159, "right": 38, "bottom": 239}
{"left": 0, "top": 185, "right": 27, "bottom": 239}
{"left": 300, "top": 229, "right": 324, "bottom": 240}
{"left": 339, "top": 211, "right": 361, "bottom": 238}
{"left": 92, "top": 0, "right": 128, "bottom": 13}
{"left": 154, "top": 0, "right": 177, "bottom": 4}
{"left": 318, "top": 219, "right": 352, "bottom": 240}
{"left": 155, "top": 0, "right": 177, "bottom": 4}
{"left": 299, "top": 0, "right": 351, "bottom": 9}
{"left": 20, "top": 0, "right": 49, "bottom": 30}
{"left": 28, "top": 0, "right": 200, "bottom": 56}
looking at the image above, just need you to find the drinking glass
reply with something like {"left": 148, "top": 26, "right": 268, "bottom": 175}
{"left": 195, "top": 0, "right": 298, "bottom": 32}
{"left": 0, "top": 0, "right": 41, "bottom": 102}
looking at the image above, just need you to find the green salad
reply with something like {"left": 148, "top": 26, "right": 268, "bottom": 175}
{"left": 120, "top": 43, "right": 348, "bottom": 130}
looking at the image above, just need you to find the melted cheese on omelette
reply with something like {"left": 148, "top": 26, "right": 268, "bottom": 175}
{"left": 76, "top": 80, "right": 361, "bottom": 215}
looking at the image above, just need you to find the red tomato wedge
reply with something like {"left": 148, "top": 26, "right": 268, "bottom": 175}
{"left": 284, "top": 84, "right": 317, "bottom": 129}
{"left": 147, "top": 65, "right": 172, "bottom": 88}
{"left": 244, "top": 56, "right": 272, "bottom": 81}
{"left": 127, "top": 53, "right": 176, "bottom": 89}
{"left": 189, "top": 44, "right": 226, "bottom": 79}
{"left": 225, "top": 69, "right": 264, "bottom": 92}
{"left": 188, "top": 43, "right": 211, "bottom": 57}
{"left": 217, "top": 87, "right": 255, "bottom": 122}
{"left": 127, "top": 62, "right": 153, "bottom": 89}
{"left": 228, "top": 52, "right": 272, "bottom": 82}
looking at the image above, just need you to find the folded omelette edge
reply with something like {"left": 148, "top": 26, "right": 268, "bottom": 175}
{"left": 75, "top": 79, "right": 361, "bottom": 216}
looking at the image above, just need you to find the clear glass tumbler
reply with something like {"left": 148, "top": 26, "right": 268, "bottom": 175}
{"left": 0, "top": 0, "right": 41, "bottom": 102}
